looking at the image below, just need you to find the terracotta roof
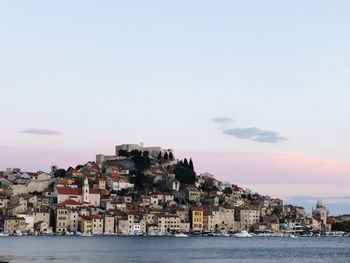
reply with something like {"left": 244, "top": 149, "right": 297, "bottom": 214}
{"left": 241, "top": 205, "right": 259, "bottom": 211}
{"left": 57, "top": 188, "right": 82, "bottom": 195}
{"left": 192, "top": 207, "right": 203, "bottom": 211}
{"left": 150, "top": 192, "right": 163, "bottom": 196}
{"left": 203, "top": 211, "right": 211, "bottom": 216}
{"left": 109, "top": 166, "right": 122, "bottom": 171}
{"left": 27, "top": 172, "right": 38, "bottom": 177}
{"left": 56, "top": 188, "right": 100, "bottom": 195}
{"left": 58, "top": 199, "right": 82, "bottom": 206}
{"left": 91, "top": 215, "right": 103, "bottom": 220}
{"left": 20, "top": 193, "right": 34, "bottom": 200}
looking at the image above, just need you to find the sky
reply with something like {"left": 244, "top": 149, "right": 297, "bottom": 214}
{"left": 0, "top": 1, "right": 349, "bottom": 215}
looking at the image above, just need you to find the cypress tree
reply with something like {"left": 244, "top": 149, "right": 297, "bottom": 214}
{"left": 157, "top": 151, "right": 162, "bottom": 160}
{"left": 164, "top": 152, "right": 169, "bottom": 160}
{"left": 169, "top": 151, "right": 174, "bottom": 160}
{"left": 189, "top": 158, "right": 194, "bottom": 171}
{"left": 184, "top": 158, "right": 189, "bottom": 167}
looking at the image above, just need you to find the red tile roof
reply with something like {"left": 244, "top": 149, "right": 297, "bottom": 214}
{"left": 56, "top": 188, "right": 100, "bottom": 195}
{"left": 57, "top": 188, "right": 81, "bottom": 195}
{"left": 58, "top": 199, "right": 82, "bottom": 206}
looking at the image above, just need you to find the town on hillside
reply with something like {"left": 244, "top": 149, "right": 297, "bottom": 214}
{"left": 0, "top": 144, "right": 348, "bottom": 236}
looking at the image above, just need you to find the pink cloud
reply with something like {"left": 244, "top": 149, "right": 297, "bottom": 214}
{"left": 176, "top": 149, "right": 350, "bottom": 198}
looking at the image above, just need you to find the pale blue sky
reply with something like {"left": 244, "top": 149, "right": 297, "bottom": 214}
{"left": 1, "top": 1, "right": 350, "bottom": 214}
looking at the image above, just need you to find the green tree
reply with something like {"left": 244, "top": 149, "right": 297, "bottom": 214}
{"left": 118, "top": 149, "right": 130, "bottom": 157}
{"left": 174, "top": 158, "right": 196, "bottom": 185}
{"left": 131, "top": 150, "right": 151, "bottom": 170}
{"left": 54, "top": 169, "right": 66, "bottom": 178}
{"left": 157, "top": 151, "right": 162, "bottom": 160}
{"left": 164, "top": 152, "right": 169, "bottom": 160}
{"left": 189, "top": 159, "right": 194, "bottom": 171}
{"left": 169, "top": 151, "right": 174, "bottom": 160}
{"left": 332, "top": 221, "right": 350, "bottom": 232}
{"left": 184, "top": 158, "right": 189, "bottom": 167}
{"left": 223, "top": 187, "right": 233, "bottom": 195}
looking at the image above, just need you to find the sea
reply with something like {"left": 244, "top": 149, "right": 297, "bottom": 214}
{"left": 0, "top": 236, "right": 349, "bottom": 263}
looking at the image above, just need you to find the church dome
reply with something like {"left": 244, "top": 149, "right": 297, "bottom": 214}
{"left": 316, "top": 199, "right": 325, "bottom": 208}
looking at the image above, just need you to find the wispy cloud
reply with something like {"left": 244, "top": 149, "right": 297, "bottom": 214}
{"left": 20, "top": 128, "right": 63, "bottom": 136}
{"left": 223, "top": 127, "right": 285, "bottom": 143}
{"left": 212, "top": 117, "right": 234, "bottom": 123}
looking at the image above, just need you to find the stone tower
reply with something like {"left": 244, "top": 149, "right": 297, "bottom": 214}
{"left": 82, "top": 176, "right": 90, "bottom": 203}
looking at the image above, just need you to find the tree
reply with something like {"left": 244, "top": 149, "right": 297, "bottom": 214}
{"left": 169, "top": 151, "right": 174, "bottom": 160}
{"left": 223, "top": 187, "right": 233, "bottom": 195}
{"left": 200, "top": 178, "right": 217, "bottom": 192}
{"left": 157, "top": 151, "right": 162, "bottom": 160}
{"left": 189, "top": 159, "right": 194, "bottom": 171}
{"left": 332, "top": 221, "right": 350, "bottom": 232}
{"left": 54, "top": 169, "right": 66, "bottom": 178}
{"left": 118, "top": 149, "right": 130, "bottom": 157}
{"left": 163, "top": 152, "right": 169, "bottom": 160}
{"left": 131, "top": 150, "right": 151, "bottom": 170}
{"left": 174, "top": 158, "right": 196, "bottom": 185}
{"left": 184, "top": 158, "right": 189, "bottom": 167}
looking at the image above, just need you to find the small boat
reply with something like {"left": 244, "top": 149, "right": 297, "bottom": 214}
{"left": 80, "top": 232, "right": 93, "bottom": 237}
{"left": 13, "top": 231, "right": 23, "bottom": 236}
{"left": 233, "top": 230, "right": 252, "bottom": 238}
{"left": 0, "top": 232, "right": 9, "bottom": 237}
{"left": 174, "top": 233, "right": 189, "bottom": 238}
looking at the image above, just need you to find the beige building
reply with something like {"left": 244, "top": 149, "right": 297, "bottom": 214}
{"left": 70, "top": 210, "right": 79, "bottom": 232}
{"left": 236, "top": 205, "right": 260, "bottom": 230}
{"left": 80, "top": 215, "right": 92, "bottom": 234}
{"left": 4, "top": 216, "right": 26, "bottom": 234}
{"left": 56, "top": 207, "right": 70, "bottom": 233}
{"left": 91, "top": 215, "right": 104, "bottom": 234}
{"left": 0, "top": 195, "right": 9, "bottom": 209}
{"left": 203, "top": 206, "right": 234, "bottom": 232}
{"left": 156, "top": 214, "right": 181, "bottom": 234}
{"left": 117, "top": 213, "right": 135, "bottom": 235}
{"left": 34, "top": 221, "right": 49, "bottom": 233}
{"left": 186, "top": 188, "right": 201, "bottom": 202}
{"left": 33, "top": 209, "right": 50, "bottom": 226}
{"left": 104, "top": 215, "right": 115, "bottom": 234}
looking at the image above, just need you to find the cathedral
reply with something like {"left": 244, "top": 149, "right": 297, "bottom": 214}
{"left": 55, "top": 177, "right": 101, "bottom": 206}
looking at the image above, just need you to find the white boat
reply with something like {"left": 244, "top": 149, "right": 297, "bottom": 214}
{"left": 0, "top": 232, "right": 9, "bottom": 237}
{"left": 256, "top": 233, "right": 272, "bottom": 237}
{"left": 13, "top": 231, "right": 23, "bottom": 236}
{"left": 233, "top": 230, "right": 252, "bottom": 238}
{"left": 174, "top": 233, "right": 189, "bottom": 238}
{"left": 81, "top": 232, "right": 93, "bottom": 237}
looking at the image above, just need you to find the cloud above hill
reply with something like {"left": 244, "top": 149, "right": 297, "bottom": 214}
{"left": 223, "top": 127, "right": 285, "bottom": 143}
{"left": 212, "top": 117, "right": 234, "bottom": 123}
{"left": 20, "top": 128, "right": 63, "bottom": 136}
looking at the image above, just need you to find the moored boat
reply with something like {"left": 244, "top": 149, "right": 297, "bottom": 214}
{"left": 174, "top": 233, "right": 189, "bottom": 238}
{"left": 233, "top": 230, "right": 252, "bottom": 238}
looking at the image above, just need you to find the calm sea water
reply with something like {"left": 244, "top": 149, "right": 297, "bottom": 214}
{"left": 0, "top": 236, "right": 349, "bottom": 263}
